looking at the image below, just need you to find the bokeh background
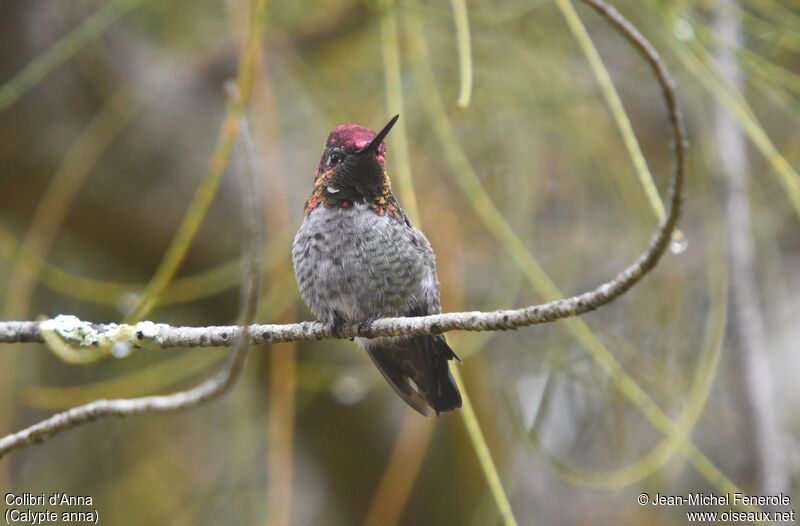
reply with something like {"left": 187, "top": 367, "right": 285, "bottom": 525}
{"left": 0, "top": 0, "right": 798, "bottom": 524}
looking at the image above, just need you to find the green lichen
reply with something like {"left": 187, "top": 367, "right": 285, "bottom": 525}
{"left": 39, "top": 315, "right": 167, "bottom": 364}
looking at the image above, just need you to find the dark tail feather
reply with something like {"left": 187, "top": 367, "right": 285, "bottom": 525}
{"left": 426, "top": 336, "right": 462, "bottom": 415}
{"left": 366, "top": 335, "right": 462, "bottom": 416}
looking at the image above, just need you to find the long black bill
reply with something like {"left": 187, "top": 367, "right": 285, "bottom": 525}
{"left": 357, "top": 114, "right": 399, "bottom": 156}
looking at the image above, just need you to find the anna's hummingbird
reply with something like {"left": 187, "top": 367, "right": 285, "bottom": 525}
{"left": 292, "top": 115, "right": 462, "bottom": 416}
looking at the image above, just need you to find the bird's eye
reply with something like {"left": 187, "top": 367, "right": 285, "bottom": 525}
{"left": 329, "top": 152, "right": 344, "bottom": 166}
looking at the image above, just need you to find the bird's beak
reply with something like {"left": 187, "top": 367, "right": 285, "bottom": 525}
{"left": 357, "top": 114, "right": 399, "bottom": 156}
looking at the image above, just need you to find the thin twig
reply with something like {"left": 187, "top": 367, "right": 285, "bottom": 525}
{"left": 0, "top": 188, "right": 685, "bottom": 345}
{"left": 123, "top": 0, "right": 268, "bottom": 322}
{"left": 0, "top": 0, "right": 686, "bottom": 460}
{"left": 0, "top": 0, "right": 687, "bottom": 348}
{"left": 555, "top": 0, "right": 665, "bottom": 223}
{"left": 0, "top": 91, "right": 265, "bottom": 460}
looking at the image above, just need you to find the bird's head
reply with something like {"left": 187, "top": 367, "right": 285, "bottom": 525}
{"left": 306, "top": 115, "right": 399, "bottom": 212}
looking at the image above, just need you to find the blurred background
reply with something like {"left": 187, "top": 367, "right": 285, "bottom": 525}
{"left": 0, "top": 0, "right": 798, "bottom": 524}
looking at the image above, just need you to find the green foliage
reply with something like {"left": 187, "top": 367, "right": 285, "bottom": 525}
{"left": 0, "top": 0, "right": 798, "bottom": 524}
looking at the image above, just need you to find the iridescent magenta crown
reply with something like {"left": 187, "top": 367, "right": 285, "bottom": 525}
{"left": 326, "top": 124, "right": 387, "bottom": 156}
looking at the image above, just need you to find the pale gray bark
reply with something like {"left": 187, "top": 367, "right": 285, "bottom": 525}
{"left": 0, "top": 100, "right": 265, "bottom": 460}
{"left": 714, "top": 0, "right": 788, "bottom": 495}
{"left": 0, "top": 0, "right": 686, "bottom": 461}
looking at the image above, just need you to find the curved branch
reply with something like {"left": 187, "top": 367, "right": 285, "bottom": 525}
{"left": 0, "top": 0, "right": 686, "bottom": 347}
{"left": 0, "top": 0, "right": 686, "bottom": 459}
{"left": 0, "top": 1, "right": 268, "bottom": 459}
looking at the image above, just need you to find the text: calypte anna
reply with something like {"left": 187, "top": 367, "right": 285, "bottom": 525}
{"left": 292, "top": 115, "right": 462, "bottom": 416}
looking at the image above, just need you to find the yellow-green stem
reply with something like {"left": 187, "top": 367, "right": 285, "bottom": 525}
{"left": 124, "top": 0, "right": 269, "bottom": 322}
{"left": 555, "top": 0, "right": 666, "bottom": 223}
{"left": 406, "top": 7, "right": 761, "bottom": 516}
{"left": 0, "top": 0, "right": 145, "bottom": 112}
{"left": 380, "top": 3, "right": 419, "bottom": 222}
{"left": 452, "top": 366, "right": 520, "bottom": 526}
{"left": 450, "top": 0, "right": 473, "bottom": 108}
{"left": 384, "top": 7, "right": 518, "bottom": 523}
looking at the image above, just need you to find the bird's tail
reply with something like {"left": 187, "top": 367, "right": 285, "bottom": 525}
{"left": 365, "top": 335, "right": 462, "bottom": 416}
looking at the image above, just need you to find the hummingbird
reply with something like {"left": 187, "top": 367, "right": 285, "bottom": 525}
{"left": 291, "top": 115, "right": 462, "bottom": 416}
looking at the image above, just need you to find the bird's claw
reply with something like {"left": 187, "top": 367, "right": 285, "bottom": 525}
{"left": 328, "top": 313, "right": 380, "bottom": 340}
{"left": 329, "top": 311, "right": 347, "bottom": 339}
{"left": 357, "top": 315, "right": 381, "bottom": 338}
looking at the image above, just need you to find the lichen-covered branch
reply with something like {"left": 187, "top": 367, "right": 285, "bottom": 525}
{"left": 0, "top": 251, "right": 681, "bottom": 348}
{"left": 0, "top": 33, "right": 267, "bottom": 460}
{"left": 0, "top": 0, "right": 686, "bottom": 460}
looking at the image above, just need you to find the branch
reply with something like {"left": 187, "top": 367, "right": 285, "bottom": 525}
{"left": 0, "top": 0, "right": 686, "bottom": 458}
{"left": 0, "top": 81, "right": 266, "bottom": 459}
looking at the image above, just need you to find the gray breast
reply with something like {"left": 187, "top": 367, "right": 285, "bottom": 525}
{"left": 292, "top": 203, "right": 439, "bottom": 324}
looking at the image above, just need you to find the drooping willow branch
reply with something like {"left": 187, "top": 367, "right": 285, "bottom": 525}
{"left": 0, "top": 0, "right": 686, "bottom": 458}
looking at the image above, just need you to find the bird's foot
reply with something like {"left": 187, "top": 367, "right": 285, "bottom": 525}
{"left": 329, "top": 311, "right": 348, "bottom": 339}
{"left": 357, "top": 314, "right": 381, "bottom": 338}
